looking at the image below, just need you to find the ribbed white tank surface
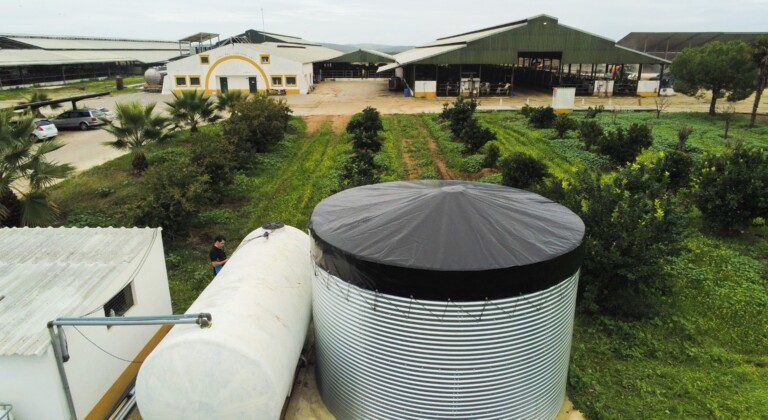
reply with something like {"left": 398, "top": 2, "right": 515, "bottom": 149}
{"left": 313, "top": 267, "right": 579, "bottom": 420}
{"left": 136, "top": 226, "right": 311, "bottom": 420}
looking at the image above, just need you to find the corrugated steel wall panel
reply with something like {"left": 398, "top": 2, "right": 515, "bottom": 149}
{"left": 312, "top": 265, "right": 579, "bottom": 419}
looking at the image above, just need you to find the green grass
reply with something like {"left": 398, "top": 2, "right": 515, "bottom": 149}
{"left": 0, "top": 76, "right": 144, "bottom": 102}
{"left": 48, "top": 111, "right": 768, "bottom": 417}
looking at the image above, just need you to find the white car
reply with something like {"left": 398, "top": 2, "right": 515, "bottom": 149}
{"left": 97, "top": 107, "right": 117, "bottom": 122}
{"left": 31, "top": 119, "right": 58, "bottom": 141}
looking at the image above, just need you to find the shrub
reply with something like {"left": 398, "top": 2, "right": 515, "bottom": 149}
{"left": 589, "top": 123, "right": 653, "bottom": 164}
{"left": 347, "top": 107, "right": 384, "bottom": 138}
{"left": 460, "top": 154, "right": 485, "bottom": 173}
{"left": 520, "top": 104, "right": 533, "bottom": 117}
{"left": 189, "top": 132, "right": 238, "bottom": 196}
{"left": 553, "top": 115, "right": 578, "bottom": 138}
{"left": 526, "top": 106, "right": 557, "bottom": 128}
{"left": 133, "top": 160, "right": 211, "bottom": 239}
{"left": 351, "top": 130, "right": 383, "bottom": 153}
{"left": 440, "top": 97, "right": 478, "bottom": 137}
{"left": 339, "top": 151, "right": 380, "bottom": 190}
{"left": 460, "top": 118, "right": 496, "bottom": 153}
{"left": 694, "top": 146, "right": 768, "bottom": 231}
{"left": 483, "top": 143, "right": 501, "bottom": 168}
{"left": 579, "top": 120, "right": 604, "bottom": 146}
{"left": 499, "top": 152, "right": 550, "bottom": 189}
{"left": 554, "top": 164, "right": 689, "bottom": 318}
{"left": 585, "top": 105, "right": 605, "bottom": 118}
{"left": 222, "top": 95, "right": 292, "bottom": 159}
{"left": 657, "top": 150, "right": 695, "bottom": 191}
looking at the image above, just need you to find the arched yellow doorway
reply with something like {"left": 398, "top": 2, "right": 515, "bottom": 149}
{"left": 204, "top": 55, "right": 271, "bottom": 94}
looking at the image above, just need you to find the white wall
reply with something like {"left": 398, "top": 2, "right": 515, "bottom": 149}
{"left": 0, "top": 234, "right": 172, "bottom": 419}
{"left": 552, "top": 87, "right": 576, "bottom": 112}
{"left": 163, "top": 43, "right": 310, "bottom": 94}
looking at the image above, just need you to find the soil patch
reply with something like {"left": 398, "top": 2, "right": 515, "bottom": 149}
{"left": 329, "top": 115, "right": 351, "bottom": 134}
{"left": 303, "top": 116, "right": 327, "bottom": 134}
{"left": 419, "top": 126, "right": 455, "bottom": 180}
{"left": 401, "top": 138, "right": 419, "bottom": 180}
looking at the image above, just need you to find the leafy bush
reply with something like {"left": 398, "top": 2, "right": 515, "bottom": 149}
{"left": 189, "top": 132, "right": 237, "bottom": 196}
{"left": 579, "top": 120, "right": 604, "bottom": 145}
{"left": 347, "top": 107, "right": 384, "bottom": 138}
{"left": 526, "top": 106, "right": 557, "bottom": 128}
{"left": 657, "top": 149, "right": 695, "bottom": 191}
{"left": 553, "top": 115, "right": 579, "bottom": 138}
{"left": 499, "top": 152, "right": 550, "bottom": 189}
{"left": 483, "top": 143, "right": 501, "bottom": 168}
{"left": 351, "top": 131, "right": 383, "bottom": 153}
{"left": 222, "top": 95, "right": 292, "bottom": 160}
{"left": 339, "top": 151, "right": 380, "bottom": 190}
{"left": 460, "top": 154, "right": 485, "bottom": 173}
{"left": 520, "top": 104, "right": 533, "bottom": 117}
{"left": 550, "top": 163, "right": 689, "bottom": 318}
{"left": 587, "top": 123, "right": 653, "bottom": 164}
{"left": 440, "top": 97, "right": 477, "bottom": 137}
{"left": 460, "top": 118, "right": 496, "bottom": 153}
{"left": 694, "top": 146, "right": 768, "bottom": 231}
{"left": 133, "top": 160, "right": 211, "bottom": 239}
{"left": 585, "top": 105, "right": 605, "bottom": 118}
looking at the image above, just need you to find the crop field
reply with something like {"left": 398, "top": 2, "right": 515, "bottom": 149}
{"left": 49, "top": 109, "right": 768, "bottom": 418}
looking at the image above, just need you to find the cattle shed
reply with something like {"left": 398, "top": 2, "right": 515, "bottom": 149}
{"left": 315, "top": 49, "right": 396, "bottom": 79}
{"left": 380, "top": 14, "right": 669, "bottom": 98}
{"left": 0, "top": 34, "right": 187, "bottom": 88}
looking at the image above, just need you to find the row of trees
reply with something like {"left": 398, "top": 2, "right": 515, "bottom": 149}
{"left": 672, "top": 36, "right": 768, "bottom": 125}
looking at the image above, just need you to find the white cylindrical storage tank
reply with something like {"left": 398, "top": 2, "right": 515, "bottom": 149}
{"left": 135, "top": 225, "right": 311, "bottom": 419}
{"left": 309, "top": 181, "right": 585, "bottom": 419}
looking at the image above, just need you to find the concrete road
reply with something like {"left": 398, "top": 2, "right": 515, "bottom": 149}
{"left": 47, "top": 128, "right": 125, "bottom": 173}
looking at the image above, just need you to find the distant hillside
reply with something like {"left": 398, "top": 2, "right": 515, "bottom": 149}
{"left": 319, "top": 42, "right": 412, "bottom": 55}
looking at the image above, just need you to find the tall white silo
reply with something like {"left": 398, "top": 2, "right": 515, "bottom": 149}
{"left": 309, "top": 180, "right": 585, "bottom": 419}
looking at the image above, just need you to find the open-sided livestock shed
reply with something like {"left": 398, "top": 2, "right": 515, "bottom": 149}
{"left": 316, "top": 49, "right": 396, "bottom": 79}
{"left": 618, "top": 32, "right": 768, "bottom": 60}
{"left": 380, "top": 14, "right": 669, "bottom": 97}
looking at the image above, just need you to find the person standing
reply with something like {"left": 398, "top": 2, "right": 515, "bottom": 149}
{"left": 209, "top": 235, "right": 228, "bottom": 275}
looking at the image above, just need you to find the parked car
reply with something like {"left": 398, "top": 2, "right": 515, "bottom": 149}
{"left": 51, "top": 108, "right": 107, "bottom": 130}
{"left": 31, "top": 118, "right": 58, "bottom": 141}
{"left": 96, "top": 107, "right": 117, "bottom": 122}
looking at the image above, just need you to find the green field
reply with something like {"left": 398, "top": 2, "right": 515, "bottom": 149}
{"left": 0, "top": 76, "right": 144, "bottom": 102}
{"left": 49, "top": 110, "right": 768, "bottom": 418}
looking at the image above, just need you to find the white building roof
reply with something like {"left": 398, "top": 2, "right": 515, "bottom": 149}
{"left": 378, "top": 44, "right": 466, "bottom": 72}
{"left": 0, "top": 49, "right": 181, "bottom": 67}
{"left": 0, "top": 227, "right": 161, "bottom": 357}
{"left": 242, "top": 42, "right": 342, "bottom": 64}
{"left": 3, "top": 35, "right": 181, "bottom": 51}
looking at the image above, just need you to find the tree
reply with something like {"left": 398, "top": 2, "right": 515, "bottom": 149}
{"left": 499, "top": 152, "right": 550, "bottom": 189}
{"left": 166, "top": 90, "right": 220, "bottom": 132}
{"left": 104, "top": 102, "right": 172, "bottom": 174}
{"left": 653, "top": 96, "right": 670, "bottom": 118}
{"left": 19, "top": 91, "right": 61, "bottom": 118}
{"left": 749, "top": 36, "right": 768, "bottom": 128}
{"left": 0, "top": 110, "right": 74, "bottom": 226}
{"left": 222, "top": 94, "right": 292, "bottom": 162}
{"left": 671, "top": 41, "right": 757, "bottom": 116}
{"left": 216, "top": 90, "right": 246, "bottom": 114}
{"left": 440, "top": 97, "right": 477, "bottom": 137}
{"left": 347, "top": 107, "right": 384, "bottom": 138}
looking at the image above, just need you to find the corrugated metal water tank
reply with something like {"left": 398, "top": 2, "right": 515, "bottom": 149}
{"left": 309, "top": 181, "right": 585, "bottom": 420}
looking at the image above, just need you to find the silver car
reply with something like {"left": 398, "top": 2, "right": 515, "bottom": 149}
{"left": 31, "top": 119, "right": 58, "bottom": 141}
{"left": 51, "top": 108, "right": 106, "bottom": 130}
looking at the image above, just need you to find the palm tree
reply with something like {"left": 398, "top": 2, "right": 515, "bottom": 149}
{"left": 104, "top": 102, "right": 172, "bottom": 174}
{"left": 216, "top": 90, "right": 246, "bottom": 114}
{"left": 0, "top": 110, "right": 74, "bottom": 227}
{"left": 166, "top": 90, "right": 220, "bottom": 132}
{"left": 20, "top": 91, "right": 61, "bottom": 118}
{"left": 749, "top": 36, "right": 768, "bottom": 128}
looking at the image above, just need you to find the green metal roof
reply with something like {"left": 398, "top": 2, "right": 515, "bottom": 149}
{"left": 324, "top": 49, "right": 396, "bottom": 63}
{"left": 385, "top": 15, "right": 668, "bottom": 69}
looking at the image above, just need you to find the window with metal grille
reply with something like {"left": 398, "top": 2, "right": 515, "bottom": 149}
{"left": 104, "top": 283, "right": 135, "bottom": 317}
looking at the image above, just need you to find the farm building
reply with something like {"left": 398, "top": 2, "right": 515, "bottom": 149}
{"left": 0, "top": 34, "right": 187, "bottom": 87}
{"left": 162, "top": 38, "right": 341, "bottom": 95}
{"left": 380, "top": 14, "right": 669, "bottom": 97}
{"left": 315, "top": 49, "right": 396, "bottom": 79}
{"left": 0, "top": 227, "right": 172, "bottom": 419}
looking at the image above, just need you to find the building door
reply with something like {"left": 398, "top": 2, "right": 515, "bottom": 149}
{"left": 219, "top": 77, "right": 229, "bottom": 93}
{"left": 248, "top": 77, "right": 258, "bottom": 94}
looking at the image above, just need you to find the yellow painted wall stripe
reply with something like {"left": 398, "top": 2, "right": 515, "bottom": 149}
{"left": 204, "top": 55, "right": 271, "bottom": 92}
{"left": 85, "top": 325, "right": 172, "bottom": 420}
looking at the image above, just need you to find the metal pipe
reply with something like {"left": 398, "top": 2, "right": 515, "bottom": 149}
{"left": 46, "top": 313, "right": 212, "bottom": 419}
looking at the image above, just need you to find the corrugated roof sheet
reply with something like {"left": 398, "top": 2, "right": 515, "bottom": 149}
{"left": 0, "top": 227, "right": 160, "bottom": 357}
{"left": 0, "top": 49, "right": 181, "bottom": 67}
{"left": 424, "top": 21, "right": 527, "bottom": 47}
{"left": 378, "top": 44, "right": 466, "bottom": 72}
{"left": 324, "top": 49, "right": 395, "bottom": 63}
{"left": 618, "top": 32, "right": 768, "bottom": 59}
{"left": 4, "top": 36, "right": 180, "bottom": 51}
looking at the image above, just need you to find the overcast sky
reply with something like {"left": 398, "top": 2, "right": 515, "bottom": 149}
{"left": 3, "top": 0, "right": 767, "bottom": 45}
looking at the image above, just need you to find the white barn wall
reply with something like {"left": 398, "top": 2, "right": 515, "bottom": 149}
{"left": 163, "top": 44, "right": 313, "bottom": 95}
{"left": 0, "top": 351, "right": 70, "bottom": 419}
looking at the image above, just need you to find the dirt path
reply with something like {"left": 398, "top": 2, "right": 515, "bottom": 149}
{"left": 329, "top": 115, "right": 351, "bottom": 134}
{"left": 303, "top": 116, "right": 327, "bottom": 134}
{"left": 401, "top": 138, "right": 419, "bottom": 180}
{"left": 418, "top": 126, "right": 455, "bottom": 180}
